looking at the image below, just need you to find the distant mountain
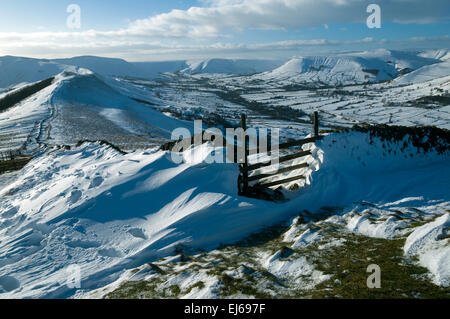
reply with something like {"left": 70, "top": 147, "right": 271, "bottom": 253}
{"left": 54, "top": 56, "right": 189, "bottom": 79}
{"left": 181, "top": 58, "right": 285, "bottom": 75}
{"left": 0, "top": 50, "right": 447, "bottom": 90}
{"left": 53, "top": 56, "right": 142, "bottom": 78}
{"left": 0, "top": 56, "right": 186, "bottom": 90}
{"left": 251, "top": 49, "right": 445, "bottom": 85}
{"left": 256, "top": 55, "right": 399, "bottom": 85}
{"left": 132, "top": 60, "right": 189, "bottom": 77}
{"left": 0, "top": 56, "right": 65, "bottom": 89}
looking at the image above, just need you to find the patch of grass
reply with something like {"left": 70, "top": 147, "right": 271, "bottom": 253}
{"left": 310, "top": 234, "right": 450, "bottom": 299}
{"left": 184, "top": 281, "right": 205, "bottom": 295}
{"left": 104, "top": 280, "right": 162, "bottom": 299}
{"left": 218, "top": 274, "right": 272, "bottom": 299}
{"left": 166, "top": 285, "right": 181, "bottom": 297}
{"left": 147, "top": 263, "right": 166, "bottom": 275}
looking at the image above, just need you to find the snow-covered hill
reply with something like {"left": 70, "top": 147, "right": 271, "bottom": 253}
{"left": 257, "top": 55, "right": 399, "bottom": 85}
{"left": 0, "top": 68, "right": 191, "bottom": 152}
{"left": 247, "top": 49, "right": 445, "bottom": 86}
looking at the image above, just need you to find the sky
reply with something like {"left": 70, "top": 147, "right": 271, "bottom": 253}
{"left": 0, "top": 0, "right": 449, "bottom": 61}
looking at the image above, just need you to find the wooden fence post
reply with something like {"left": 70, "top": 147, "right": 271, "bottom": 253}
{"left": 313, "top": 111, "right": 319, "bottom": 137}
{"left": 239, "top": 114, "right": 249, "bottom": 194}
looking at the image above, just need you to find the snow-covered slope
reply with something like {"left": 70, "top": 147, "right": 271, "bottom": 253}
{"left": 182, "top": 58, "right": 285, "bottom": 75}
{"left": 404, "top": 214, "right": 450, "bottom": 286}
{"left": 51, "top": 71, "right": 188, "bottom": 141}
{"left": 0, "top": 128, "right": 448, "bottom": 298}
{"left": 347, "top": 49, "right": 440, "bottom": 72}
{"left": 418, "top": 49, "right": 450, "bottom": 61}
{"left": 0, "top": 68, "right": 191, "bottom": 152}
{"left": 394, "top": 60, "right": 450, "bottom": 84}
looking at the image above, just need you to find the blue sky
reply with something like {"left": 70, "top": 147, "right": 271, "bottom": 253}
{"left": 0, "top": 0, "right": 201, "bottom": 32}
{"left": 0, "top": 0, "right": 449, "bottom": 61}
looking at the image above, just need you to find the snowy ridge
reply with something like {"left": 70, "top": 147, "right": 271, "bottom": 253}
{"left": 0, "top": 67, "right": 190, "bottom": 153}
{"left": 50, "top": 71, "right": 187, "bottom": 140}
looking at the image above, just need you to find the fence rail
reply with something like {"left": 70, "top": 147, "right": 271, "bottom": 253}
{"left": 246, "top": 162, "right": 309, "bottom": 182}
{"left": 258, "top": 175, "right": 306, "bottom": 188}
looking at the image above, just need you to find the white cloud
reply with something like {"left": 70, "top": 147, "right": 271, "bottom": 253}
{"left": 124, "top": 0, "right": 450, "bottom": 39}
{"left": 0, "top": 0, "right": 449, "bottom": 60}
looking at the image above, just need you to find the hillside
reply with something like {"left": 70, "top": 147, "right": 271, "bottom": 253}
{"left": 0, "top": 127, "right": 449, "bottom": 298}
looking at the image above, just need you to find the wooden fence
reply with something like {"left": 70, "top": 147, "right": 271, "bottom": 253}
{"left": 163, "top": 111, "right": 322, "bottom": 198}
{"left": 238, "top": 112, "right": 321, "bottom": 196}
